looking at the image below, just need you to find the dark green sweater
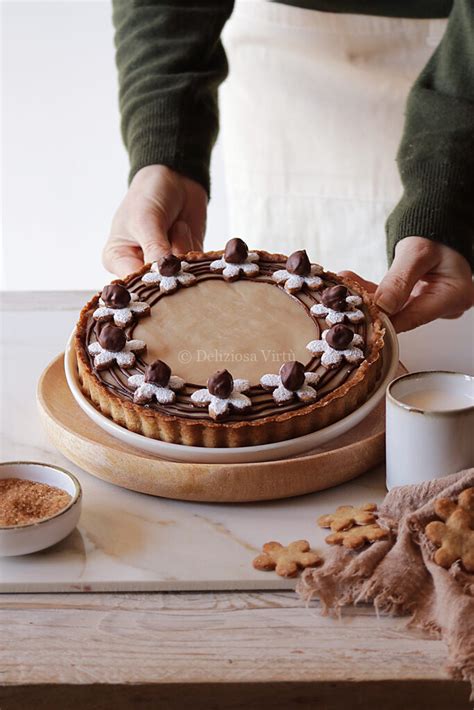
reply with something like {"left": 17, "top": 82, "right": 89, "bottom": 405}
{"left": 112, "top": 0, "right": 474, "bottom": 268}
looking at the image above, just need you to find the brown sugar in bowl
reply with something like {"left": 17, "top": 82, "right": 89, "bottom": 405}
{"left": 0, "top": 461, "right": 82, "bottom": 556}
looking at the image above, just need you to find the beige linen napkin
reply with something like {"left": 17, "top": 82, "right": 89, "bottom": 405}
{"left": 297, "top": 469, "right": 474, "bottom": 689}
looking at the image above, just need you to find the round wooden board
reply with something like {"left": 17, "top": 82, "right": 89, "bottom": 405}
{"left": 37, "top": 354, "right": 406, "bottom": 503}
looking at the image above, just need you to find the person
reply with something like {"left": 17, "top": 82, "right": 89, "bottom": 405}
{"left": 103, "top": 0, "right": 473, "bottom": 333}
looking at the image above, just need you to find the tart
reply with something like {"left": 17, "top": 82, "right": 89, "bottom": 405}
{"left": 74, "top": 240, "right": 385, "bottom": 447}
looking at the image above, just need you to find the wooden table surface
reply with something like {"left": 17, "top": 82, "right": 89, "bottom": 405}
{"left": 1, "top": 292, "right": 473, "bottom": 710}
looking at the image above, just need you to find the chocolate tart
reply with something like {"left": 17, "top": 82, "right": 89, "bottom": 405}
{"left": 74, "top": 246, "right": 385, "bottom": 448}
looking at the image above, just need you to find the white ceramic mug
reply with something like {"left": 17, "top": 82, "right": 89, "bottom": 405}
{"left": 386, "top": 371, "right": 474, "bottom": 490}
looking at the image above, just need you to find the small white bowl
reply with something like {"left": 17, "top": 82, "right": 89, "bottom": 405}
{"left": 65, "top": 314, "right": 399, "bottom": 463}
{"left": 0, "top": 461, "right": 82, "bottom": 557}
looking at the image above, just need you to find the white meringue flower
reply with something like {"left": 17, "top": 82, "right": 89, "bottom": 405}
{"left": 127, "top": 373, "right": 185, "bottom": 405}
{"left": 88, "top": 339, "right": 146, "bottom": 370}
{"left": 93, "top": 292, "right": 150, "bottom": 327}
{"left": 210, "top": 253, "right": 260, "bottom": 280}
{"left": 306, "top": 331, "right": 364, "bottom": 369}
{"left": 141, "top": 260, "right": 196, "bottom": 293}
{"left": 191, "top": 378, "right": 251, "bottom": 420}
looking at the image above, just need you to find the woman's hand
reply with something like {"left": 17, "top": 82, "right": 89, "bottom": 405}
{"left": 103, "top": 165, "right": 208, "bottom": 278}
{"left": 340, "top": 237, "right": 473, "bottom": 332}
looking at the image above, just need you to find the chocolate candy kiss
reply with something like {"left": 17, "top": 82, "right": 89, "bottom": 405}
{"left": 144, "top": 359, "right": 171, "bottom": 387}
{"left": 208, "top": 369, "right": 234, "bottom": 399}
{"left": 158, "top": 253, "right": 181, "bottom": 277}
{"left": 101, "top": 284, "right": 131, "bottom": 309}
{"left": 325, "top": 324, "right": 353, "bottom": 351}
{"left": 286, "top": 250, "right": 311, "bottom": 276}
{"left": 279, "top": 361, "right": 306, "bottom": 392}
{"left": 224, "top": 238, "right": 248, "bottom": 264}
{"left": 321, "top": 285, "right": 348, "bottom": 312}
{"left": 97, "top": 324, "right": 127, "bottom": 352}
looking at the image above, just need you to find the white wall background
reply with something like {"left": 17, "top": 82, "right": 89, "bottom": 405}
{"left": 1, "top": 0, "right": 228, "bottom": 290}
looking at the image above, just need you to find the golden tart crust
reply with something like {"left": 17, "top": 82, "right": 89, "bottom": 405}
{"left": 74, "top": 250, "right": 385, "bottom": 448}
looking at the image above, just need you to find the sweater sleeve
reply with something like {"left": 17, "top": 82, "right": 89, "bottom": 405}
{"left": 386, "top": 0, "right": 474, "bottom": 269}
{"left": 112, "top": 0, "right": 235, "bottom": 196}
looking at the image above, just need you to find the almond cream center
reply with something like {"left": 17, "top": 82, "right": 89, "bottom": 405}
{"left": 132, "top": 279, "right": 318, "bottom": 385}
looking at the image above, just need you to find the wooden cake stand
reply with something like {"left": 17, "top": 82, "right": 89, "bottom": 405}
{"left": 37, "top": 354, "right": 405, "bottom": 503}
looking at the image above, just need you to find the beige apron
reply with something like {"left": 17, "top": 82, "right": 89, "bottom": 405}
{"left": 220, "top": 1, "right": 447, "bottom": 281}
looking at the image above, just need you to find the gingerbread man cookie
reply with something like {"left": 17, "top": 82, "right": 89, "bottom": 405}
{"left": 253, "top": 540, "right": 323, "bottom": 578}
{"left": 325, "top": 524, "right": 388, "bottom": 550}
{"left": 433, "top": 487, "right": 474, "bottom": 525}
{"left": 317, "top": 503, "right": 378, "bottom": 532}
{"left": 425, "top": 487, "right": 474, "bottom": 573}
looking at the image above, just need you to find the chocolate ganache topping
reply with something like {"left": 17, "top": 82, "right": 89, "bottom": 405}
{"left": 158, "top": 253, "right": 181, "bottom": 276}
{"left": 144, "top": 359, "right": 171, "bottom": 386}
{"left": 208, "top": 369, "right": 234, "bottom": 399}
{"left": 325, "top": 323, "right": 354, "bottom": 351}
{"left": 101, "top": 284, "right": 131, "bottom": 309}
{"left": 286, "top": 250, "right": 311, "bottom": 276}
{"left": 83, "top": 250, "right": 369, "bottom": 422}
{"left": 224, "top": 238, "right": 248, "bottom": 264}
{"left": 97, "top": 324, "right": 127, "bottom": 352}
{"left": 280, "top": 361, "right": 306, "bottom": 392}
{"left": 321, "top": 285, "right": 348, "bottom": 312}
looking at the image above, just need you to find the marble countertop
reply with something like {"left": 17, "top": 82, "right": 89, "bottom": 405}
{"left": 1, "top": 293, "right": 473, "bottom": 593}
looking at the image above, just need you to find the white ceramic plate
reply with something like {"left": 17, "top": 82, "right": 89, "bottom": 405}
{"left": 0, "top": 462, "right": 82, "bottom": 556}
{"left": 65, "top": 315, "right": 398, "bottom": 464}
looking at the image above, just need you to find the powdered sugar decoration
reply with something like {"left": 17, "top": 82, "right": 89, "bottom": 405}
{"left": 272, "top": 265, "right": 323, "bottom": 294}
{"left": 127, "top": 373, "right": 185, "bottom": 405}
{"left": 306, "top": 331, "right": 365, "bottom": 369}
{"left": 311, "top": 294, "right": 364, "bottom": 326}
{"left": 88, "top": 339, "right": 146, "bottom": 370}
{"left": 209, "top": 253, "right": 260, "bottom": 281}
{"left": 141, "top": 260, "right": 196, "bottom": 293}
{"left": 191, "top": 379, "right": 252, "bottom": 420}
{"left": 93, "top": 292, "right": 150, "bottom": 327}
{"left": 260, "top": 371, "right": 320, "bottom": 405}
